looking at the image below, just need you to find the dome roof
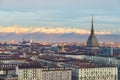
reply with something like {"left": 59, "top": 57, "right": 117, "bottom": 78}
{"left": 87, "top": 33, "right": 99, "bottom": 47}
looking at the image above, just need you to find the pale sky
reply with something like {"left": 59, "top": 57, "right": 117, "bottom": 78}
{"left": 0, "top": 0, "right": 120, "bottom": 34}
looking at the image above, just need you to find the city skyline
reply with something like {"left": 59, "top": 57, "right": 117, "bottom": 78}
{"left": 0, "top": 0, "right": 120, "bottom": 34}
{"left": 0, "top": 1, "right": 120, "bottom": 80}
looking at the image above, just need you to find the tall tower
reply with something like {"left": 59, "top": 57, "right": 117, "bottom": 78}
{"left": 61, "top": 43, "right": 65, "bottom": 52}
{"left": 86, "top": 15, "right": 99, "bottom": 51}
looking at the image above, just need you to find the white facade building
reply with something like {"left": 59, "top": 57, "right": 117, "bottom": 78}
{"left": 17, "top": 66, "right": 71, "bottom": 80}
{"left": 78, "top": 67, "right": 118, "bottom": 80}
{"left": 63, "top": 61, "right": 118, "bottom": 80}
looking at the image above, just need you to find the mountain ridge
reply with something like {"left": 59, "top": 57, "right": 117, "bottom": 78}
{"left": 0, "top": 32, "right": 120, "bottom": 42}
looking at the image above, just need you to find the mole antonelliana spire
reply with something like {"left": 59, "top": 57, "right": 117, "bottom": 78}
{"left": 86, "top": 15, "right": 99, "bottom": 51}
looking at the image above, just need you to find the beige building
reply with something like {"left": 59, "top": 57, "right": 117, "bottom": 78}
{"left": 0, "top": 57, "right": 27, "bottom": 64}
{"left": 42, "top": 68, "right": 71, "bottom": 80}
{"left": 18, "top": 68, "right": 42, "bottom": 80}
{"left": 0, "top": 70, "right": 4, "bottom": 75}
{"left": 17, "top": 64, "right": 71, "bottom": 80}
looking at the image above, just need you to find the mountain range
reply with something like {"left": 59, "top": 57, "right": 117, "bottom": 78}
{"left": 0, "top": 32, "right": 120, "bottom": 42}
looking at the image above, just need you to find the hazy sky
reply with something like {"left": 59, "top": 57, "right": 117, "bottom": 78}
{"left": 0, "top": 0, "right": 120, "bottom": 33}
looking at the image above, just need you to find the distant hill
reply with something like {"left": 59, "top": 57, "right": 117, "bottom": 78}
{"left": 0, "top": 32, "right": 120, "bottom": 42}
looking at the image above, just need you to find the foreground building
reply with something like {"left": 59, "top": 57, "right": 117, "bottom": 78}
{"left": 63, "top": 60, "right": 118, "bottom": 80}
{"left": 78, "top": 67, "right": 118, "bottom": 80}
{"left": 17, "top": 63, "right": 71, "bottom": 80}
{"left": 42, "top": 68, "right": 71, "bottom": 80}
